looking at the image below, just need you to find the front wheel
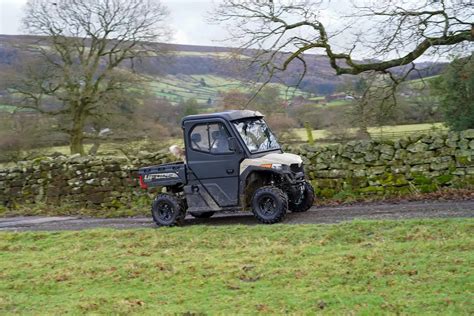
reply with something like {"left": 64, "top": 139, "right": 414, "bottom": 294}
{"left": 251, "top": 186, "right": 288, "bottom": 224}
{"left": 151, "top": 194, "right": 185, "bottom": 227}
{"left": 289, "top": 181, "right": 315, "bottom": 213}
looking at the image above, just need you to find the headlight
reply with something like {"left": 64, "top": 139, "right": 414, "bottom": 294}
{"left": 260, "top": 163, "right": 287, "bottom": 170}
{"left": 271, "top": 164, "right": 284, "bottom": 170}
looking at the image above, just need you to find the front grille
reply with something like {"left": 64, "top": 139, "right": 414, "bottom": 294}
{"left": 290, "top": 163, "right": 303, "bottom": 173}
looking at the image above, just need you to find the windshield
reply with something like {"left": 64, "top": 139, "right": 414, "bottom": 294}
{"left": 233, "top": 118, "right": 280, "bottom": 153}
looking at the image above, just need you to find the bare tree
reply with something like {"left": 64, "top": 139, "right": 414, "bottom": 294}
{"left": 343, "top": 71, "right": 414, "bottom": 138}
{"left": 215, "top": 0, "right": 473, "bottom": 83}
{"left": 218, "top": 90, "right": 250, "bottom": 110}
{"left": 10, "top": 0, "right": 170, "bottom": 155}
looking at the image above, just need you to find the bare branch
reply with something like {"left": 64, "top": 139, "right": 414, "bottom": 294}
{"left": 214, "top": 0, "right": 473, "bottom": 83}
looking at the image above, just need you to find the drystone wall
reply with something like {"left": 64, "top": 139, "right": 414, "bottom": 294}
{"left": 0, "top": 151, "right": 173, "bottom": 211}
{"left": 291, "top": 130, "right": 474, "bottom": 198}
{"left": 0, "top": 130, "right": 473, "bottom": 212}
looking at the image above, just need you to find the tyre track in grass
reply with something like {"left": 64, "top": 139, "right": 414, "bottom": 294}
{"left": 1, "top": 200, "right": 473, "bottom": 231}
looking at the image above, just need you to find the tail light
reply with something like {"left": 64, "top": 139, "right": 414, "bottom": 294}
{"left": 138, "top": 175, "right": 148, "bottom": 189}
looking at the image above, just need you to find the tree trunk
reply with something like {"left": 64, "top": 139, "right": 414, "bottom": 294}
{"left": 69, "top": 107, "right": 86, "bottom": 155}
{"left": 356, "top": 101, "right": 372, "bottom": 140}
{"left": 70, "top": 130, "right": 85, "bottom": 155}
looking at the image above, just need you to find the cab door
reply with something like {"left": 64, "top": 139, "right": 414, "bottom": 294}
{"left": 184, "top": 119, "right": 243, "bottom": 207}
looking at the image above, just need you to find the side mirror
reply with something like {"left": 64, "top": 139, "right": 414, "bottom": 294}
{"left": 228, "top": 137, "right": 240, "bottom": 153}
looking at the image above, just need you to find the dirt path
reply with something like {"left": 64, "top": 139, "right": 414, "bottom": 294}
{"left": 1, "top": 200, "right": 473, "bottom": 231}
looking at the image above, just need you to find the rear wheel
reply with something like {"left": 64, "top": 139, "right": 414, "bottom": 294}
{"left": 289, "top": 181, "right": 315, "bottom": 212}
{"left": 251, "top": 186, "right": 288, "bottom": 224}
{"left": 189, "top": 211, "right": 215, "bottom": 219}
{"left": 151, "top": 194, "right": 185, "bottom": 227}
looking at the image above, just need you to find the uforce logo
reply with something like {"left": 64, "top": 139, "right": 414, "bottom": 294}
{"left": 144, "top": 173, "right": 179, "bottom": 181}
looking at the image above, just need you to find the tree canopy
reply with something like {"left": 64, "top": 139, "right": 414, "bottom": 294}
{"left": 433, "top": 55, "right": 474, "bottom": 131}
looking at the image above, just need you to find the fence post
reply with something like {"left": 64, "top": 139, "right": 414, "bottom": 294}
{"left": 304, "top": 121, "right": 314, "bottom": 145}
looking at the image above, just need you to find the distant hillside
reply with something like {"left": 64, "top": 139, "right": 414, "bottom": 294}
{"left": 0, "top": 34, "right": 447, "bottom": 99}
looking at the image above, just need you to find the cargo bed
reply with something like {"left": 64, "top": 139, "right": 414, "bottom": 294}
{"left": 138, "top": 162, "right": 186, "bottom": 188}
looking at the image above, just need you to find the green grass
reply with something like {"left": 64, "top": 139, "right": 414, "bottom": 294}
{"left": 308, "top": 96, "right": 326, "bottom": 101}
{"left": 0, "top": 104, "right": 22, "bottom": 113}
{"left": 147, "top": 74, "right": 308, "bottom": 104}
{"left": 294, "top": 122, "right": 447, "bottom": 142}
{"left": 1, "top": 219, "right": 472, "bottom": 314}
{"left": 293, "top": 128, "right": 330, "bottom": 140}
{"left": 325, "top": 99, "right": 352, "bottom": 107}
{"left": 18, "top": 139, "right": 180, "bottom": 157}
{"left": 406, "top": 75, "right": 440, "bottom": 89}
{"left": 174, "top": 51, "right": 250, "bottom": 59}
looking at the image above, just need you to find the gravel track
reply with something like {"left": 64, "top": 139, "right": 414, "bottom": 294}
{"left": 1, "top": 200, "right": 473, "bottom": 231}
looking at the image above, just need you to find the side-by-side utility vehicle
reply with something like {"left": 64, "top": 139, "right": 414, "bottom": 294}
{"left": 139, "top": 110, "right": 314, "bottom": 226}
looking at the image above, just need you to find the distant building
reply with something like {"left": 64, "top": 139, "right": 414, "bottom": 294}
{"left": 289, "top": 96, "right": 326, "bottom": 107}
{"left": 325, "top": 93, "right": 348, "bottom": 102}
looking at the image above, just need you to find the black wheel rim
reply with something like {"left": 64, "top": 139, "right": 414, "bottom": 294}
{"left": 156, "top": 201, "right": 174, "bottom": 222}
{"left": 258, "top": 195, "right": 277, "bottom": 216}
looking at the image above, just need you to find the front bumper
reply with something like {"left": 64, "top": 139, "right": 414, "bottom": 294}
{"left": 279, "top": 163, "right": 306, "bottom": 184}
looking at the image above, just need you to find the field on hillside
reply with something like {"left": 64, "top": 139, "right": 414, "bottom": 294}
{"left": 0, "top": 104, "right": 20, "bottom": 113}
{"left": 1, "top": 219, "right": 472, "bottom": 314}
{"left": 309, "top": 99, "right": 352, "bottom": 107}
{"left": 0, "top": 74, "right": 309, "bottom": 113}
{"left": 147, "top": 74, "right": 308, "bottom": 104}
{"left": 0, "top": 123, "right": 446, "bottom": 165}
{"left": 0, "top": 139, "right": 183, "bottom": 168}
{"left": 174, "top": 51, "right": 249, "bottom": 59}
{"left": 293, "top": 123, "right": 447, "bottom": 142}
{"left": 405, "top": 75, "right": 440, "bottom": 89}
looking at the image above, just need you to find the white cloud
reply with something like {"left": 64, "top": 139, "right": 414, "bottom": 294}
{"left": 0, "top": 0, "right": 27, "bottom": 34}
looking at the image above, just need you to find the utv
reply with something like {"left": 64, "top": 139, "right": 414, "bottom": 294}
{"left": 138, "top": 110, "right": 314, "bottom": 226}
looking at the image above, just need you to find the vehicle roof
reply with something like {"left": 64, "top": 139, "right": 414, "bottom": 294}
{"left": 181, "top": 110, "right": 264, "bottom": 126}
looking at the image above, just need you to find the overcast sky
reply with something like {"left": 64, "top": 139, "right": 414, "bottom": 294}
{"left": 0, "top": 0, "right": 227, "bottom": 46}
{"left": 0, "top": 0, "right": 468, "bottom": 61}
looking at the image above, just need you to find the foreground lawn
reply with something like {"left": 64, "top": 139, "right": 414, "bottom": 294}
{"left": 1, "top": 219, "right": 473, "bottom": 314}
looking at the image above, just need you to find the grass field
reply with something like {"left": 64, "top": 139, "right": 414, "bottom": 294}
{"left": 174, "top": 51, "right": 249, "bottom": 59}
{"left": 0, "top": 104, "right": 19, "bottom": 113}
{"left": 406, "top": 75, "right": 440, "bottom": 90}
{"left": 294, "top": 122, "right": 447, "bottom": 142}
{"left": 1, "top": 219, "right": 472, "bottom": 314}
{"left": 35, "top": 139, "right": 182, "bottom": 157}
{"left": 147, "top": 74, "right": 308, "bottom": 104}
{"left": 0, "top": 139, "right": 182, "bottom": 169}
{"left": 0, "top": 74, "right": 308, "bottom": 113}
{"left": 324, "top": 99, "right": 352, "bottom": 107}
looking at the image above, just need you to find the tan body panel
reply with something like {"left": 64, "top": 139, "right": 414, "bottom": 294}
{"left": 239, "top": 152, "right": 303, "bottom": 174}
